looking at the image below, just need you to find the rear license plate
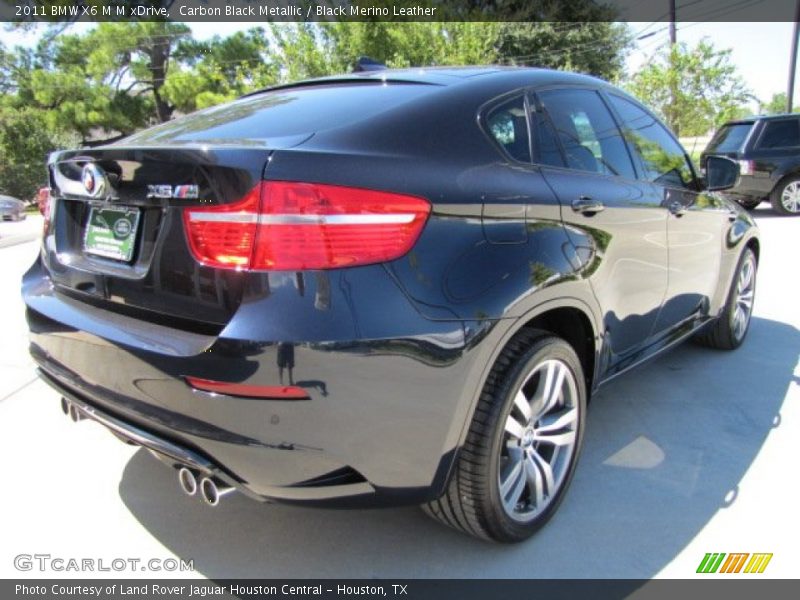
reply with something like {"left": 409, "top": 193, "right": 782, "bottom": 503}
{"left": 83, "top": 206, "right": 140, "bottom": 262}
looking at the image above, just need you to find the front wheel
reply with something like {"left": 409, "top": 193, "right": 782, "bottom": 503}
{"left": 771, "top": 177, "right": 800, "bottom": 215}
{"left": 694, "top": 248, "right": 757, "bottom": 350}
{"left": 423, "top": 330, "right": 586, "bottom": 542}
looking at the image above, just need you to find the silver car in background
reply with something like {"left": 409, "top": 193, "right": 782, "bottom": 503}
{"left": 0, "top": 195, "right": 26, "bottom": 221}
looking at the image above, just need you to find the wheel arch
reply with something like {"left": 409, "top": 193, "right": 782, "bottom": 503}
{"left": 453, "top": 297, "right": 602, "bottom": 453}
{"left": 770, "top": 170, "right": 800, "bottom": 193}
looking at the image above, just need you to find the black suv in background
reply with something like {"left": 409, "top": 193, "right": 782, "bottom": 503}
{"left": 702, "top": 113, "right": 800, "bottom": 215}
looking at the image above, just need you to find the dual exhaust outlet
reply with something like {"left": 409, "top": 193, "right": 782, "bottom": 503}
{"left": 178, "top": 467, "right": 235, "bottom": 507}
{"left": 60, "top": 396, "right": 236, "bottom": 507}
{"left": 61, "top": 397, "right": 84, "bottom": 423}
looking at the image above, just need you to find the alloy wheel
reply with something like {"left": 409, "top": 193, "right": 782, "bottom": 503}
{"left": 731, "top": 252, "right": 756, "bottom": 342}
{"left": 780, "top": 181, "right": 800, "bottom": 213}
{"left": 498, "top": 359, "right": 579, "bottom": 522}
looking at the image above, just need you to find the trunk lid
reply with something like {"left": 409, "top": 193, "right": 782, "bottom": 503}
{"left": 45, "top": 146, "right": 275, "bottom": 331}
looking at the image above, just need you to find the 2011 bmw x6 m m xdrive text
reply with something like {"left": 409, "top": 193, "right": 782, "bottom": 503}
{"left": 23, "top": 67, "right": 758, "bottom": 542}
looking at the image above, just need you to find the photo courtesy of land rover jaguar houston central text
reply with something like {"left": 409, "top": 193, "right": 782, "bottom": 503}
{"left": 23, "top": 67, "right": 759, "bottom": 543}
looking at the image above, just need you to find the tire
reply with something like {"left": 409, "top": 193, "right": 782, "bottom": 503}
{"left": 770, "top": 176, "right": 800, "bottom": 215}
{"left": 737, "top": 197, "right": 762, "bottom": 210}
{"left": 694, "top": 248, "right": 756, "bottom": 350}
{"left": 423, "top": 329, "right": 586, "bottom": 543}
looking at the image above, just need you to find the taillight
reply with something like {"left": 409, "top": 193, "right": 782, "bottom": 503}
{"left": 184, "top": 181, "right": 430, "bottom": 270}
{"left": 41, "top": 188, "right": 52, "bottom": 235}
{"left": 738, "top": 160, "right": 756, "bottom": 176}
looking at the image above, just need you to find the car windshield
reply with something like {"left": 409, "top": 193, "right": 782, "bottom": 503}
{"left": 706, "top": 123, "right": 753, "bottom": 153}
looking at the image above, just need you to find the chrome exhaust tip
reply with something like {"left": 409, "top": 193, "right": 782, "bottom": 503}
{"left": 199, "top": 477, "right": 234, "bottom": 507}
{"left": 178, "top": 467, "right": 198, "bottom": 496}
{"left": 68, "top": 403, "right": 83, "bottom": 423}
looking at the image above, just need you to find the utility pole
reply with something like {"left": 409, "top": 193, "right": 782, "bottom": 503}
{"left": 787, "top": 0, "right": 800, "bottom": 113}
{"left": 669, "top": 0, "right": 677, "bottom": 45}
{"left": 668, "top": 0, "right": 678, "bottom": 133}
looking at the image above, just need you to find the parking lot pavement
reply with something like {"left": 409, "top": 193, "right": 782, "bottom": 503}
{"left": 0, "top": 206, "right": 797, "bottom": 579}
{"left": 0, "top": 214, "right": 43, "bottom": 249}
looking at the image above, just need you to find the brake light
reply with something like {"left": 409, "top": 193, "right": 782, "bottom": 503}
{"left": 41, "top": 188, "right": 52, "bottom": 235}
{"left": 184, "top": 181, "right": 430, "bottom": 270}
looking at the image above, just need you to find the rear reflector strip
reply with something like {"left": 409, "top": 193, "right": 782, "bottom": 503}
{"left": 185, "top": 376, "right": 310, "bottom": 400}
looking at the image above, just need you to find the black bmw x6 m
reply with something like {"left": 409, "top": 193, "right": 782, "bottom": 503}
{"left": 24, "top": 67, "right": 758, "bottom": 543}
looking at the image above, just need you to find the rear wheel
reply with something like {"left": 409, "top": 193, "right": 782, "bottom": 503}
{"left": 423, "top": 330, "right": 586, "bottom": 542}
{"left": 771, "top": 177, "right": 800, "bottom": 215}
{"left": 694, "top": 248, "right": 756, "bottom": 350}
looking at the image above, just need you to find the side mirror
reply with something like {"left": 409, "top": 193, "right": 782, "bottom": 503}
{"left": 705, "top": 155, "right": 740, "bottom": 191}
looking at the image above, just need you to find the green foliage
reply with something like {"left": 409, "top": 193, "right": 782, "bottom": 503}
{"left": 0, "top": 19, "right": 633, "bottom": 199}
{"left": 269, "top": 21, "right": 630, "bottom": 81}
{"left": 269, "top": 22, "right": 502, "bottom": 79}
{"left": 627, "top": 40, "right": 753, "bottom": 136}
{"left": 761, "top": 92, "right": 800, "bottom": 115}
{"left": 497, "top": 22, "right": 631, "bottom": 81}
{"left": 166, "top": 28, "right": 278, "bottom": 113}
{"left": 0, "top": 105, "right": 76, "bottom": 200}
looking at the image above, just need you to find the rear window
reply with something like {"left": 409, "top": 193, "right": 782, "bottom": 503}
{"left": 121, "top": 83, "right": 436, "bottom": 145}
{"left": 706, "top": 123, "right": 753, "bottom": 153}
{"left": 485, "top": 95, "right": 531, "bottom": 162}
{"left": 756, "top": 118, "right": 800, "bottom": 148}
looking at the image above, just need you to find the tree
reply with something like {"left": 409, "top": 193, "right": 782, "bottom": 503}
{"left": 0, "top": 105, "right": 76, "bottom": 200}
{"left": 5, "top": 22, "right": 191, "bottom": 142}
{"left": 627, "top": 40, "right": 753, "bottom": 137}
{"left": 496, "top": 22, "right": 631, "bottom": 81}
{"left": 761, "top": 92, "right": 800, "bottom": 115}
{"left": 270, "top": 20, "right": 631, "bottom": 82}
{"left": 165, "top": 28, "right": 278, "bottom": 112}
{"left": 270, "top": 22, "right": 502, "bottom": 80}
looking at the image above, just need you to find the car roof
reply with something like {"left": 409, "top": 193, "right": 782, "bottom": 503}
{"left": 242, "top": 66, "right": 608, "bottom": 97}
{"left": 724, "top": 113, "right": 800, "bottom": 125}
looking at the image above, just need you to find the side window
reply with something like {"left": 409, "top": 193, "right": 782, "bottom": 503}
{"left": 537, "top": 88, "right": 636, "bottom": 179}
{"left": 485, "top": 95, "right": 531, "bottom": 163}
{"left": 530, "top": 108, "right": 566, "bottom": 168}
{"left": 607, "top": 94, "right": 694, "bottom": 189}
{"left": 757, "top": 119, "right": 800, "bottom": 148}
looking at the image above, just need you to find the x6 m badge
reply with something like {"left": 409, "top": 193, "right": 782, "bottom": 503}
{"left": 147, "top": 184, "right": 199, "bottom": 199}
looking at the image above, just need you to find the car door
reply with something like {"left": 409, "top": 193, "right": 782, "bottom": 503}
{"left": 531, "top": 87, "right": 669, "bottom": 370}
{"left": 604, "top": 92, "right": 727, "bottom": 334}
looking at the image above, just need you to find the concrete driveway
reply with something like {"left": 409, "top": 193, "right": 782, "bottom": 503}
{"left": 0, "top": 209, "right": 797, "bottom": 579}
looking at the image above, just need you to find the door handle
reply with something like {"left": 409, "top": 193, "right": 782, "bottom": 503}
{"left": 669, "top": 201, "right": 687, "bottom": 217}
{"left": 571, "top": 196, "right": 605, "bottom": 215}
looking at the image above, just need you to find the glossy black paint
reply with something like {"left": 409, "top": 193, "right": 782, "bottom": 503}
{"left": 701, "top": 113, "right": 800, "bottom": 203}
{"left": 23, "top": 67, "right": 759, "bottom": 508}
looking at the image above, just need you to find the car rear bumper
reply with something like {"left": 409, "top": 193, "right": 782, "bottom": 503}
{"left": 24, "top": 256, "right": 503, "bottom": 507}
{"left": 725, "top": 174, "right": 776, "bottom": 200}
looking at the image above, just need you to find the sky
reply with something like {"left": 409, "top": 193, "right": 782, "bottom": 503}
{"left": 3, "top": 21, "right": 797, "bottom": 109}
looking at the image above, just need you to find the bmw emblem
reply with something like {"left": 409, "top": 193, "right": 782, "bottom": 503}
{"left": 81, "top": 163, "right": 107, "bottom": 197}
